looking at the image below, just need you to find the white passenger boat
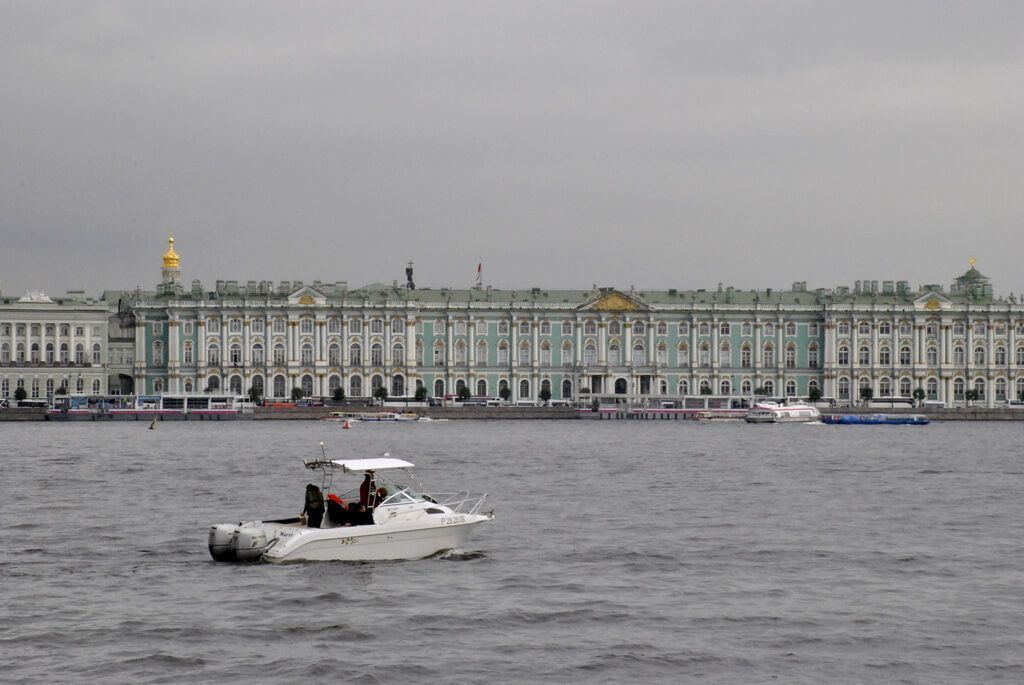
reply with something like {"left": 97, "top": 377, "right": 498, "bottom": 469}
{"left": 744, "top": 401, "right": 821, "bottom": 423}
{"left": 208, "top": 452, "right": 493, "bottom": 563}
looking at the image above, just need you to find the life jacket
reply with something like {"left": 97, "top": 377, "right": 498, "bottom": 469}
{"left": 307, "top": 488, "right": 324, "bottom": 511}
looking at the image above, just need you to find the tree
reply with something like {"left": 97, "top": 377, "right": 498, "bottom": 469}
{"left": 964, "top": 389, "right": 979, "bottom": 406}
{"left": 14, "top": 386, "right": 27, "bottom": 402}
{"left": 499, "top": 386, "right": 512, "bottom": 402}
{"left": 912, "top": 388, "right": 926, "bottom": 407}
{"left": 538, "top": 387, "right": 552, "bottom": 405}
{"left": 55, "top": 385, "right": 67, "bottom": 396}
{"left": 248, "top": 386, "right": 261, "bottom": 403}
{"left": 456, "top": 385, "right": 471, "bottom": 401}
{"left": 807, "top": 386, "right": 822, "bottom": 404}
{"left": 699, "top": 385, "right": 713, "bottom": 395}
{"left": 859, "top": 386, "right": 874, "bottom": 405}
{"left": 414, "top": 386, "right": 427, "bottom": 402}
{"left": 373, "top": 386, "right": 389, "bottom": 404}
{"left": 332, "top": 386, "right": 345, "bottom": 402}
{"left": 754, "top": 386, "right": 769, "bottom": 396}
{"left": 590, "top": 397, "right": 600, "bottom": 412}
{"left": 580, "top": 386, "right": 591, "bottom": 395}
{"left": 291, "top": 387, "right": 304, "bottom": 401}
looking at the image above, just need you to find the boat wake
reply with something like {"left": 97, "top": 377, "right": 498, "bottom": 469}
{"left": 435, "top": 548, "right": 487, "bottom": 561}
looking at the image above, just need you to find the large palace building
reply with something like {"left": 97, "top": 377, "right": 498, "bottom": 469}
{"left": 3, "top": 238, "right": 1024, "bottom": 407}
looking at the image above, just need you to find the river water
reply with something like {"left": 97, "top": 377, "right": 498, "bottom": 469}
{"left": 1, "top": 419, "right": 1022, "bottom": 683}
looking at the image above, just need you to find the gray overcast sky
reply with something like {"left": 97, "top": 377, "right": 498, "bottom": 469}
{"left": 1, "top": 1, "right": 1022, "bottom": 297}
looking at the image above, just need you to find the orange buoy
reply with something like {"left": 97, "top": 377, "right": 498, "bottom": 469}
{"left": 342, "top": 419, "right": 351, "bottom": 429}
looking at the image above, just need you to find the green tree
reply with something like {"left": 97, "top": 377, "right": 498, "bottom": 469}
{"left": 964, "top": 389, "right": 979, "bottom": 406}
{"left": 414, "top": 386, "right": 427, "bottom": 402}
{"left": 499, "top": 386, "right": 512, "bottom": 402}
{"left": 699, "top": 385, "right": 713, "bottom": 395}
{"left": 859, "top": 386, "right": 874, "bottom": 405}
{"left": 332, "top": 386, "right": 346, "bottom": 402}
{"left": 55, "top": 385, "right": 67, "bottom": 396}
{"left": 807, "top": 386, "right": 822, "bottom": 403}
{"left": 754, "top": 386, "right": 768, "bottom": 396}
{"left": 373, "top": 386, "right": 389, "bottom": 404}
{"left": 912, "top": 388, "right": 926, "bottom": 407}
{"left": 14, "top": 386, "right": 27, "bottom": 402}
{"left": 456, "top": 385, "right": 471, "bottom": 401}
{"left": 291, "top": 387, "right": 304, "bottom": 401}
{"left": 538, "top": 387, "right": 552, "bottom": 405}
{"left": 248, "top": 386, "right": 261, "bottom": 403}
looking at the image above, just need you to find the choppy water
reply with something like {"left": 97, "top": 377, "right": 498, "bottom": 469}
{"left": 1, "top": 419, "right": 1023, "bottom": 683}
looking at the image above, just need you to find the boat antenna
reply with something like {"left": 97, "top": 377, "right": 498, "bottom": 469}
{"left": 320, "top": 441, "right": 327, "bottom": 460}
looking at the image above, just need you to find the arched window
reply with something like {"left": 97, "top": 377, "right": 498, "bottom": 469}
{"left": 370, "top": 374, "right": 383, "bottom": 394}
{"left": 656, "top": 322, "right": 667, "bottom": 335}
{"left": 926, "top": 346, "right": 938, "bottom": 366}
{"left": 584, "top": 320, "right": 597, "bottom": 335}
{"left": 350, "top": 375, "right": 363, "bottom": 397}
{"left": 838, "top": 377, "right": 850, "bottom": 400}
{"left": 741, "top": 344, "right": 752, "bottom": 368}
{"left": 899, "top": 377, "right": 911, "bottom": 397}
{"left": 498, "top": 342, "right": 509, "bottom": 366}
{"left": 879, "top": 346, "right": 891, "bottom": 366}
{"left": 561, "top": 378, "right": 572, "bottom": 399}
{"left": 184, "top": 379, "right": 194, "bottom": 393}
{"left": 206, "top": 375, "right": 220, "bottom": 391}
{"left": 656, "top": 342, "right": 667, "bottom": 365}
{"left": 251, "top": 375, "right": 264, "bottom": 397}
{"left": 974, "top": 346, "right": 985, "bottom": 366}
{"left": 477, "top": 378, "right": 488, "bottom": 397}
{"left": 498, "top": 379, "right": 509, "bottom": 396}
{"left": 327, "top": 375, "right": 340, "bottom": 395}
{"left": 391, "top": 374, "right": 405, "bottom": 396}
{"left": 540, "top": 342, "right": 552, "bottom": 366}
{"left": 741, "top": 379, "right": 752, "bottom": 395}
{"left": 152, "top": 378, "right": 161, "bottom": 393}
{"left": 583, "top": 342, "right": 597, "bottom": 366}
{"left": 433, "top": 379, "right": 444, "bottom": 397}
{"left": 808, "top": 343, "right": 819, "bottom": 368}
{"left": 392, "top": 343, "right": 404, "bottom": 365}
{"left": 699, "top": 379, "right": 711, "bottom": 393}
{"left": 43, "top": 342, "right": 54, "bottom": 364}
{"left": 273, "top": 343, "right": 285, "bottom": 365}
{"left": 763, "top": 379, "right": 774, "bottom": 396}
{"left": 808, "top": 379, "right": 819, "bottom": 395}
{"left": 350, "top": 344, "right": 363, "bottom": 366}
{"left": 300, "top": 374, "right": 314, "bottom": 397}
{"left": 895, "top": 346, "right": 909, "bottom": 366}
{"left": 371, "top": 343, "right": 383, "bottom": 366}
{"left": 563, "top": 341, "right": 575, "bottom": 366}
{"left": 230, "top": 343, "right": 242, "bottom": 365}
{"left": 926, "top": 377, "right": 938, "bottom": 400}
{"left": 953, "top": 346, "right": 965, "bottom": 365}
{"left": 153, "top": 341, "right": 164, "bottom": 366}
{"left": 608, "top": 342, "right": 621, "bottom": 366}
{"left": 229, "top": 375, "right": 242, "bottom": 395}
{"left": 608, "top": 321, "right": 621, "bottom": 336}
{"left": 721, "top": 379, "right": 732, "bottom": 395}
{"left": 678, "top": 379, "right": 689, "bottom": 395}
{"left": 677, "top": 343, "right": 689, "bottom": 366}
{"left": 0, "top": 343, "right": 9, "bottom": 363}
{"left": 698, "top": 343, "right": 710, "bottom": 367}
{"left": 455, "top": 378, "right": 466, "bottom": 395}
{"left": 519, "top": 379, "right": 530, "bottom": 399}
{"left": 477, "top": 340, "right": 488, "bottom": 365}
{"left": 953, "top": 378, "right": 965, "bottom": 400}
{"left": 1018, "top": 346, "right": 1024, "bottom": 366}
{"left": 433, "top": 342, "right": 445, "bottom": 365}
{"left": 995, "top": 346, "right": 1006, "bottom": 365}
{"left": 206, "top": 344, "right": 218, "bottom": 365}
{"left": 762, "top": 343, "right": 774, "bottom": 367}
{"left": 785, "top": 344, "right": 796, "bottom": 368}
{"left": 182, "top": 341, "right": 194, "bottom": 365}
{"left": 30, "top": 343, "right": 39, "bottom": 363}
{"left": 45, "top": 378, "right": 54, "bottom": 396}
{"left": 541, "top": 379, "right": 551, "bottom": 397}
{"left": 838, "top": 345, "right": 850, "bottom": 365}
{"left": 416, "top": 341, "right": 424, "bottom": 365}
{"left": 273, "top": 375, "right": 286, "bottom": 397}
{"left": 328, "top": 343, "right": 340, "bottom": 366}
{"left": 785, "top": 379, "right": 797, "bottom": 396}
{"left": 721, "top": 321, "right": 731, "bottom": 336}
{"left": 974, "top": 377, "right": 986, "bottom": 399}
{"left": 518, "top": 341, "right": 531, "bottom": 366}
{"left": 632, "top": 321, "right": 645, "bottom": 335}
{"left": 301, "top": 343, "right": 314, "bottom": 365}
{"left": 995, "top": 377, "right": 1007, "bottom": 401}
{"left": 858, "top": 346, "right": 870, "bottom": 366}
{"left": 632, "top": 343, "right": 646, "bottom": 366}
{"left": 719, "top": 342, "right": 731, "bottom": 367}
{"left": 1016, "top": 378, "right": 1024, "bottom": 403}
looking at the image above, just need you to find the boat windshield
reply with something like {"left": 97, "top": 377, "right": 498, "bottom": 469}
{"left": 332, "top": 482, "right": 430, "bottom": 506}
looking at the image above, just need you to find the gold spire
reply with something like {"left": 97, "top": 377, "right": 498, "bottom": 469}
{"left": 162, "top": 236, "right": 180, "bottom": 269}
{"left": 968, "top": 256, "right": 977, "bottom": 269}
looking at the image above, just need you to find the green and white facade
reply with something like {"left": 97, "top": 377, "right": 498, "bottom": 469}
{"left": 119, "top": 240, "right": 1024, "bottom": 408}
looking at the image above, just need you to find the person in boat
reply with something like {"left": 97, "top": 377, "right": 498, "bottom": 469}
{"left": 372, "top": 486, "right": 389, "bottom": 508}
{"left": 303, "top": 483, "right": 325, "bottom": 528}
{"left": 326, "top": 493, "right": 351, "bottom": 526}
{"left": 359, "top": 472, "right": 375, "bottom": 508}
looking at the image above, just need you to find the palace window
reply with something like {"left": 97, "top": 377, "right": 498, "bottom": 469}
{"left": 519, "top": 321, "right": 530, "bottom": 335}
{"left": 899, "top": 377, "right": 912, "bottom": 397}
{"left": 785, "top": 344, "right": 796, "bottom": 368}
{"left": 697, "top": 343, "right": 710, "bottom": 367}
{"left": 678, "top": 379, "right": 689, "bottom": 395}
{"left": 230, "top": 343, "right": 242, "bottom": 365}
{"left": 764, "top": 323, "right": 775, "bottom": 337}
{"left": 786, "top": 380, "right": 797, "bottom": 397}
{"left": 953, "top": 378, "right": 965, "bottom": 400}
{"left": 926, "top": 346, "right": 938, "bottom": 365}
{"left": 973, "top": 322, "right": 986, "bottom": 337}
{"left": 206, "top": 319, "right": 219, "bottom": 334}
{"left": 609, "top": 321, "right": 621, "bottom": 336}
{"left": 584, "top": 343, "right": 597, "bottom": 366}
{"left": 927, "top": 378, "right": 938, "bottom": 400}
{"left": 656, "top": 322, "right": 666, "bottom": 336}
{"left": 416, "top": 342, "right": 424, "bottom": 364}
{"left": 273, "top": 343, "right": 285, "bottom": 365}
{"left": 974, "top": 378, "right": 986, "bottom": 399}
{"left": 698, "top": 323, "right": 710, "bottom": 336}
{"left": 858, "top": 346, "right": 870, "bottom": 366}
{"left": 499, "top": 320, "right": 510, "bottom": 335}
{"left": 879, "top": 346, "right": 891, "bottom": 365}
{"left": 632, "top": 343, "right": 646, "bottom": 366}
{"left": 253, "top": 343, "right": 265, "bottom": 365}
{"left": 838, "top": 322, "right": 850, "bottom": 336}
{"left": 953, "top": 346, "right": 965, "bottom": 365}
{"left": 273, "top": 318, "right": 286, "bottom": 334}
{"left": 974, "top": 346, "right": 985, "bottom": 366}
{"left": 300, "top": 318, "right": 314, "bottom": 335}
{"left": 719, "top": 342, "right": 731, "bottom": 367}
{"left": 879, "top": 377, "right": 892, "bottom": 397}
{"left": 809, "top": 322, "right": 820, "bottom": 337}
{"left": 995, "top": 323, "right": 1007, "bottom": 336}
{"left": 540, "top": 321, "right": 551, "bottom": 335}
{"left": 996, "top": 377, "right": 1007, "bottom": 401}
{"left": 433, "top": 343, "right": 444, "bottom": 365}
{"left": 183, "top": 341, "right": 193, "bottom": 365}
{"left": 1017, "top": 322, "right": 1024, "bottom": 336}
{"left": 741, "top": 379, "right": 752, "bottom": 395}
{"left": 392, "top": 319, "right": 404, "bottom": 335}
{"left": 763, "top": 343, "right": 775, "bottom": 367}
{"left": 899, "top": 346, "right": 911, "bottom": 366}
{"left": 498, "top": 343, "right": 510, "bottom": 365}
{"left": 327, "top": 318, "right": 340, "bottom": 334}
{"left": 838, "top": 377, "right": 850, "bottom": 400}
{"left": 350, "top": 319, "right": 363, "bottom": 335}
{"left": 678, "top": 322, "right": 689, "bottom": 336}
{"left": 763, "top": 380, "right": 774, "bottom": 396}
{"left": 677, "top": 343, "right": 689, "bottom": 366}
{"left": 455, "top": 320, "right": 467, "bottom": 336}
{"left": 1017, "top": 346, "right": 1024, "bottom": 366}
{"left": 1017, "top": 378, "right": 1024, "bottom": 402}
{"left": 229, "top": 319, "right": 242, "bottom": 334}
{"left": 562, "top": 341, "right": 574, "bottom": 366}
{"left": 879, "top": 322, "right": 891, "bottom": 336}
{"left": 454, "top": 342, "right": 466, "bottom": 364}
{"left": 392, "top": 343, "right": 404, "bottom": 364}
{"left": 858, "top": 322, "right": 870, "bottom": 335}
{"left": 540, "top": 343, "right": 551, "bottom": 366}
{"left": 206, "top": 344, "right": 219, "bottom": 365}
{"left": 808, "top": 379, "right": 819, "bottom": 396}
{"left": 633, "top": 321, "right": 645, "bottom": 336}
{"left": 741, "top": 344, "right": 752, "bottom": 368}
{"left": 183, "top": 322, "right": 194, "bottom": 336}
{"left": 252, "top": 319, "right": 264, "bottom": 334}
{"left": 742, "top": 322, "right": 752, "bottom": 336}
{"left": 518, "top": 342, "right": 531, "bottom": 365}
{"left": 351, "top": 344, "right": 363, "bottom": 366}
{"left": 371, "top": 343, "right": 383, "bottom": 365}
{"left": 721, "top": 379, "right": 732, "bottom": 395}
{"left": 609, "top": 343, "right": 621, "bottom": 366}
{"left": 720, "top": 322, "right": 730, "bottom": 336}
{"left": 562, "top": 321, "right": 574, "bottom": 336}
{"left": 328, "top": 344, "right": 340, "bottom": 365}
{"left": 785, "top": 322, "right": 796, "bottom": 337}
{"left": 153, "top": 322, "right": 164, "bottom": 335}
{"left": 808, "top": 344, "right": 819, "bottom": 368}
{"left": 477, "top": 340, "right": 488, "bottom": 365}
{"left": 371, "top": 319, "right": 384, "bottom": 335}
{"left": 153, "top": 341, "right": 164, "bottom": 365}
{"left": 46, "top": 343, "right": 54, "bottom": 363}
{"left": 926, "top": 322, "right": 937, "bottom": 337}
{"left": 953, "top": 322, "right": 965, "bottom": 336}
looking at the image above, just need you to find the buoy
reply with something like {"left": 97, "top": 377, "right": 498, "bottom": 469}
{"left": 341, "top": 420, "right": 351, "bottom": 430}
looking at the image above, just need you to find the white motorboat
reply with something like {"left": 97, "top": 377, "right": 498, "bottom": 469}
{"left": 744, "top": 401, "right": 821, "bottom": 423}
{"left": 208, "top": 452, "right": 493, "bottom": 563}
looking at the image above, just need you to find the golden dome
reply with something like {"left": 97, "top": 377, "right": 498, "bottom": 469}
{"left": 162, "top": 236, "right": 180, "bottom": 269}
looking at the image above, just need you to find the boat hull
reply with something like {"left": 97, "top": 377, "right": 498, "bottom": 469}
{"left": 822, "top": 414, "right": 929, "bottom": 425}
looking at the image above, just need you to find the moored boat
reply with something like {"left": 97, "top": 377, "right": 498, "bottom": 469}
{"left": 821, "top": 413, "right": 930, "bottom": 425}
{"left": 744, "top": 401, "right": 820, "bottom": 423}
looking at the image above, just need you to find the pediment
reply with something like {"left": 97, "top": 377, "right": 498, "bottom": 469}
{"left": 287, "top": 285, "right": 327, "bottom": 306}
{"left": 578, "top": 290, "right": 650, "bottom": 312}
{"left": 913, "top": 290, "right": 952, "bottom": 311}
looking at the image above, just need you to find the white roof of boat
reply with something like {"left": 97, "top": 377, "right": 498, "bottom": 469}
{"left": 331, "top": 457, "right": 414, "bottom": 472}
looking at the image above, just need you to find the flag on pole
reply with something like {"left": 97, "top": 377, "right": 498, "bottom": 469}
{"left": 475, "top": 261, "right": 482, "bottom": 288}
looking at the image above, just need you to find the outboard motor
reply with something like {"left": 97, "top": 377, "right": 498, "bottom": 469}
{"left": 234, "top": 527, "right": 269, "bottom": 562}
{"left": 208, "top": 523, "right": 272, "bottom": 562}
{"left": 208, "top": 524, "right": 240, "bottom": 562}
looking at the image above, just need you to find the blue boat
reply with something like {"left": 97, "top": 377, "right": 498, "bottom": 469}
{"left": 821, "top": 413, "right": 929, "bottom": 425}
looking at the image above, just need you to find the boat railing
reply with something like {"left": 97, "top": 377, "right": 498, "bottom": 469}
{"left": 429, "top": 490, "right": 488, "bottom": 515}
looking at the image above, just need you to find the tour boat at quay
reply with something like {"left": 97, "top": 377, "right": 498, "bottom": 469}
{"left": 821, "top": 413, "right": 929, "bottom": 425}
{"left": 744, "top": 401, "right": 821, "bottom": 423}
{"left": 208, "top": 451, "right": 493, "bottom": 563}
{"left": 46, "top": 394, "right": 253, "bottom": 420}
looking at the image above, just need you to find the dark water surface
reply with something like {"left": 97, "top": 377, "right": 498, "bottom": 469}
{"left": 2, "top": 419, "right": 1023, "bottom": 683}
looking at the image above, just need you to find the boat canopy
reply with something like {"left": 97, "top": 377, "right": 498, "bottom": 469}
{"left": 330, "top": 457, "right": 414, "bottom": 472}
